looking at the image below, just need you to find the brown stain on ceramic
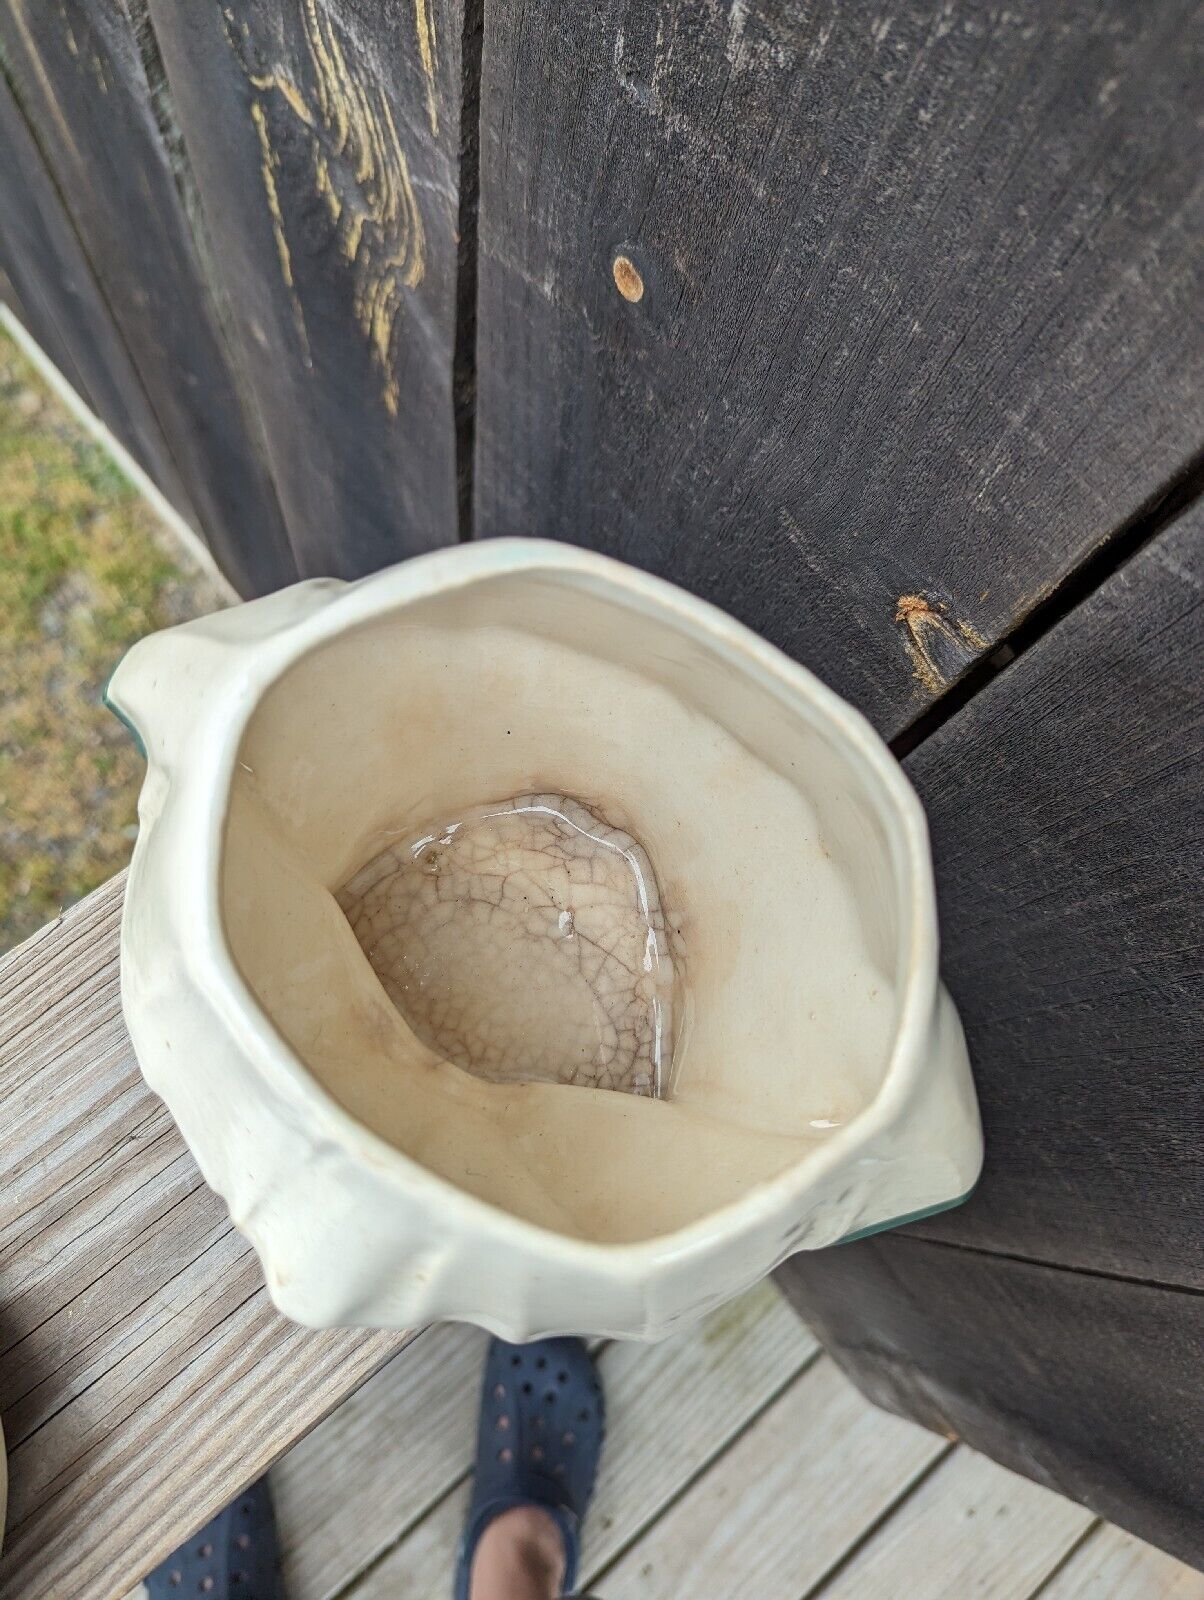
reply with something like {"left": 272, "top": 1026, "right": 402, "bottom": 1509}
{"left": 895, "top": 593, "right": 988, "bottom": 696}
{"left": 226, "top": 0, "right": 427, "bottom": 415}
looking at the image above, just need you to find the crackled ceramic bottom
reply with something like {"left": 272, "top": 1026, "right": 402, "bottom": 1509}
{"left": 337, "top": 793, "right": 678, "bottom": 1097}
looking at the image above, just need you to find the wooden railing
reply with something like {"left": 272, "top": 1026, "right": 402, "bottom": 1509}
{"left": 0, "top": 875, "right": 411, "bottom": 1598}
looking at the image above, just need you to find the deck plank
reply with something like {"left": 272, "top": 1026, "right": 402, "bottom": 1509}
{"left": 598, "top": 1356, "right": 949, "bottom": 1600}
{"left": 1038, "top": 1523, "right": 1204, "bottom": 1598}
{"left": 780, "top": 1233, "right": 1204, "bottom": 1573}
{"left": 272, "top": 1322, "right": 488, "bottom": 1600}
{"left": 814, "top": 1449, "right": 1094, "bottom": 1599}
{"left": 285, "top": 1289, "right": 1202, "bottom": 1600}
{"left": 0, "top": 876, "right": 410, "bottom": 1600}
{"left": 340, "top": 1283, "right": 816, "bottom": 1598}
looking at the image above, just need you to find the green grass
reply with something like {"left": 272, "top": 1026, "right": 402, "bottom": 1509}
{"left": 0, "top": 325, "right": 227, "bottom": 951}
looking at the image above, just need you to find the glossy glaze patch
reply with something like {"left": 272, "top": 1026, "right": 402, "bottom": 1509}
{"left": 337, "top": 794, "right": 677, "bottom": 1095}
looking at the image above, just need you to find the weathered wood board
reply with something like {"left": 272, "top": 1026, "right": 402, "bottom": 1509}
{"left": 144, "top": 0, "right": 469, "bottom": 575}
{"left": 473, "top": 0, "right": 1204, "bottom": 736}
{"left": 599, "top": 1356, "right": 951, "bottom": 1600}
{"left": 778, "top": 1237, "right": 1204, "bottom": 1572}
{"left": 0, "top": 876, "right": 410, "bottom": 1600}
{"left": 1041, "top": 1523, "right": 1204, "bottom": 1600}
{"left": 812, "top": 1447, "right": 1094, "bottom": 1600}
{"left": 274, "top": 1305, "right": 1204, "bottom": 1600}
{"left": 0, "top": 67, "right": 192, "bottom": 515}
{"left": 903, "top": 498, "right": 1204, "bottom": 1286}
{"left": 274, "top": 1282, "right": 815, "bottom": 1600}
{"left": 0, "top": 0, "right": 297, "bottom": 594}
{"left": 780, "top": 497, "right": 1204, "bottom": 1565}
{"left": 330, "top": 1288, "right": 819, "bottom": 1600}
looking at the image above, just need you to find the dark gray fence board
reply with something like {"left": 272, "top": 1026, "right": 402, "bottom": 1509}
{"left": 473, "top": 0, "right": 1204, "bottom": 738}
{"left": 779, "top": 498, "right": 1204, "bottom": 1562}
{"left": 145, "top": 0, "right": 465, "bottom": 576}
{"left": 0, "top": 224, "right": 87, "bottom": 416}
{"left": 0, "top": 0, "right": 297, "bottom": 593}
{"left": 900, "top": 500, "right": 1204, "bottom": 1286}
{"left": 0, "top": 67, "right": 191, "bottom": 511}
{"left": 778, "top": 1237, "right": 1204, "bottom": 1572}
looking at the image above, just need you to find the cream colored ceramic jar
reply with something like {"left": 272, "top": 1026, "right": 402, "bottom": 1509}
{"left": 109, "top": 540, "right": 981, "bottom": 1339}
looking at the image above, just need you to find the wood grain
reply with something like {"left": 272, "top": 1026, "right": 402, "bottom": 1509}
{"left": 145, "top": 0, "right": 468, "bottom": 576}
{"left": 778, "top": 1237, "right": 1204, "bottom": 1573}
{"left": 0, "top": 185, "right": 87, "bottom": 424}
{"left": 473, "top": 0, "right": 1204, "bottom": 737}
{"left": 272, "top": 1322, "right": 489, "bottom": 1600}
{"left": 815, "top": 1447, "right": 1093, "bottom": 1600}
{"left": 343, "top": 1283, "right": 817, "bottom": 1598}
{"left": 600, "top": 1356, "right": 948, "bottom": 1600}
{"left": 1039, "top": 1523, "right": 1204, "bottom": 1600}
{"left": 902, "top": 499, "right": 1204, "bottom": 1285}
{"left": 0, "top": 68, "right": 191, "bottom": 514}
{"left": 776, "top": 445, "right": 1204, "bottom": 1575}
{"left": 0, "top": 875, "right": 410, "bottom": 1600}
{"left": 284, "top": 1298, "right": 1204, "bottom": 1600}
{"left": 0, "top": 0, "right": 297, "bottom": 595}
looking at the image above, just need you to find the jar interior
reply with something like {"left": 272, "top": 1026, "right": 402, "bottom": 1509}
{"left": 219, "top": 568, "right": 912, "bottom": 1244}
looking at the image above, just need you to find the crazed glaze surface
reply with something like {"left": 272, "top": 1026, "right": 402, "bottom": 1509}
{"left": 110, "top": 540, "right": 983, "bottom": 1338}
{"left": 338, "top": 793, "right": 676, "bottom": 1096}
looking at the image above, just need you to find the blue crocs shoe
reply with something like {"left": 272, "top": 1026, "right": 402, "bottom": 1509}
{"left": 145, "top": 1476, "right": 283, "bottom": 1598}
{"left": 455, "top": 1337, "right": 605, "bottom": 1600}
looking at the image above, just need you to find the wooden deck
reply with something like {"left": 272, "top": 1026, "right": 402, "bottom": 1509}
{"left": 212, "top": 1285, "right": 1204, "bottom": 1598}
{"left": 7, "top": 872, "right": 1204, "bottom": 1600}
{"left": 0, "top": 875, "right": 409, "bottom": 1599}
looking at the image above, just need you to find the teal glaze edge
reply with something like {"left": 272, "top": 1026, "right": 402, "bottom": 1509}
{"left": 102, "top": 662, "right": 146, "bottom": 760}
{"left": 831, "top": 1183, "right": 978, "bottom": 1248}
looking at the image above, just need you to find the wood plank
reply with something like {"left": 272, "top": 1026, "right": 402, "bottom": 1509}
{"left": 782, "top": 500, "right": 1204, "bottom": 1572}
{"left": 906, "top": 499, "right": 1204, "bottom": 1284}
{"left": 272, "top": 1322, "right": 489, "bottom": 1600}
{"left": 0, "top": 876, "right": 410, "bottom": 1600}
{"left": 597, "top": 1356, "right": 948, "bottom": 1600}
{"left": 0, "top": 0, "right": 298, "bottom": 596}
{"left": 0, "top": 216, "right": 89, "bottom": 420}
{"left": 577, "top": 1282, "right": 816, "bottom": 1586}
{"left": 145, "top": 0, "right": 467, "bottom": 575}
{"left": 0, "top": 68, "right": 191, "bottom": 513}
{"left": 474, "top": 0, "right": 1204, "bottom": 737}
{"left": 343, "top": 1282, "right": 817, "bottom": 1598}
{"left": 0, "top": 256, "right": 26, "bottom": 322}
{"left": 1038, "top": 1522, "right": 1204, "bottom": 1599}
{"left": 814, "top": 1449, "right": 1093, "bottom": 1600}
{"left": 778, "top": 1238, "right": 1204, "bottom": 1573}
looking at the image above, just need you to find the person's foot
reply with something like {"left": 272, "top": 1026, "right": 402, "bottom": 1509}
{"left": 468, "top": 1503, "right": 567, "bottom": 1600}
{"left": 145, "top": 1477, "right": 283, "bottom": 1598}
{"left": 456, "top": 1337, "right": 605, "bottom": 1600}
